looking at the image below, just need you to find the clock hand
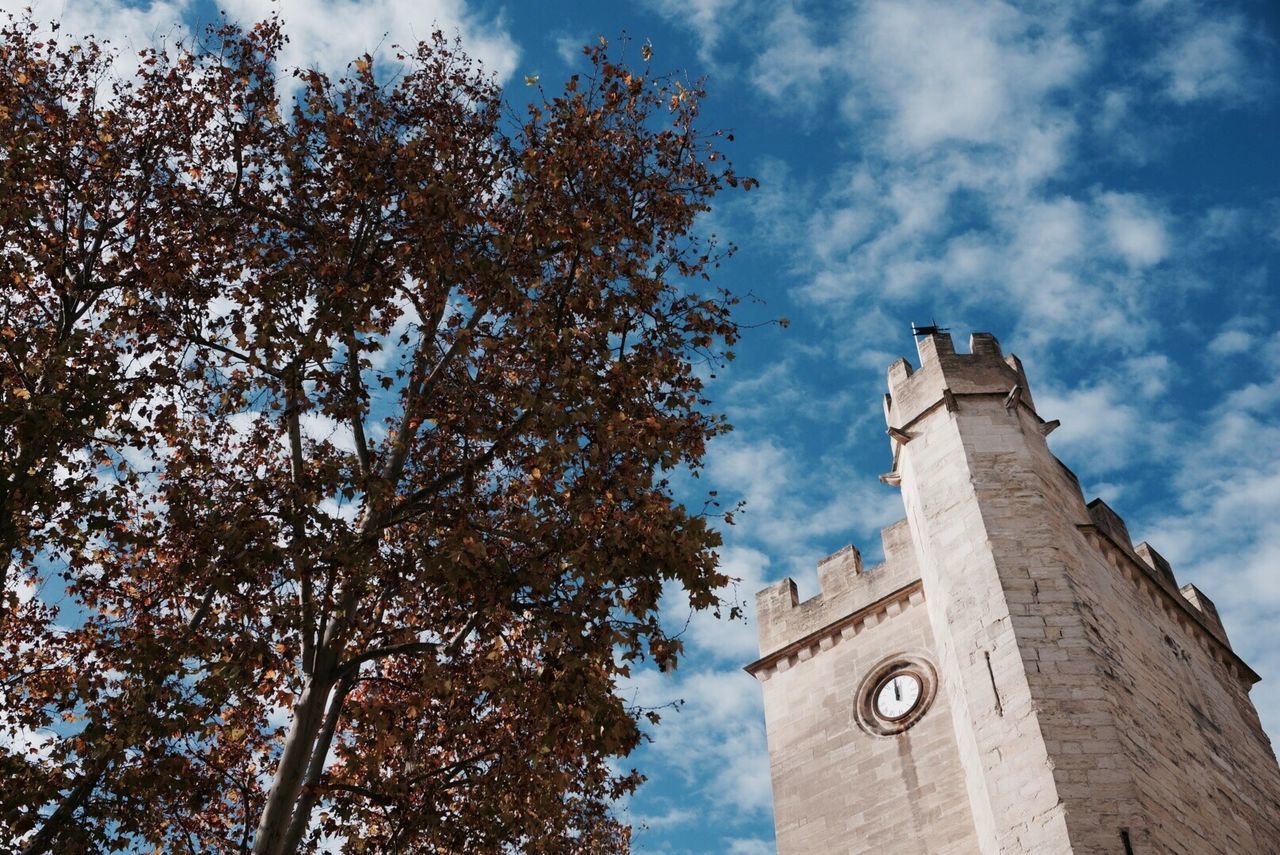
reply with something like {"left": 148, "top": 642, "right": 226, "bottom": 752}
{"left": 894, "top": 680, "right": 901, "bottom": 701}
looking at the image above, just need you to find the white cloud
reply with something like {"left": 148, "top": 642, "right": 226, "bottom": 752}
{"left": 0, "top": 721, "right": 56, "bottom": 762}
{"left": 775, "top": 156, "right": 1176, "bottom": 350}
{"left": 1208, "top": 329, "right": 1254, "bottom": 356}
{"left": 299, "top": 412, "right": 356, "bottom": 454}
{"left": 731, "top": 1, "right": 1276, "bottom": 363}
{"left": 5, "top": 0, "right": 519, "bottom": 87}
{"left": 1122, "top": 353, "right": 1171, "bottom": 399}
{"left": 1224, "top": 378, "right": 1280, "bottom": 415}
{"left": 625, "top": 665, "right": 773, "bottom": 817}
{"left": 715, "top": 328, "right": 861, "bottom": 399}
{"left": 4, "top": 0, "right": 195, "bottom": 55}
{"left": 1199, "top": 206, "right": 1250, "bottom": 244}
{"left": 2, "top": 571, "right": 40, "bottom": 608}
{"left": 1263, "top": 331, "right": 1280, "bottom": 368}
{"left": 1038, "top": 381, "right": 1149, "bottom": 475}
{"left": 1101, "top": 192, "right": 1170, "bottom": 269}
{"left": 847, "top": 0, "right": 1086, "bottom": 152}
{"left": 643, "top": 0, "right": 740, "bottom": 61}
{"left": 736, "top": 1, "right": 1169, "bottom": 347}
{"left": 666, "top": 546, "right": 771, "bottom": 665}
{"left": 703, "top": 434, "right": 901, "bottom": 562}
{"left": 748, "top": 5, "right": 835, "bottom": 109}
{"left": 220, "top": 0, "right": 518, "bottom": 82}
{"left": 706, "top": 436, "right": 790, "bottom": 516}
{"left": 632, "top": 805, "right": 698, "bottom": 832}
{"left": 1095, "top": 88, "right": 1130, "bottom": 137}
{"left": 553, "top": 31, "right": 589, "bottom": 66}
{"left": 1146, "top": 14, "right": 1258, "bottom": 104}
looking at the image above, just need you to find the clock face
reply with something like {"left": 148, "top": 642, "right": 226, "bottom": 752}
{"left": 874, "top": 673, "right": 922, "bottom": 720}
{"left": 855, "top": 658, "right": 935, "bottom": 736}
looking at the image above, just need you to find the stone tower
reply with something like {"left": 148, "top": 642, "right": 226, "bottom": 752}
{"left": 747, "top": 331, "right": 1280, "bottom": 854}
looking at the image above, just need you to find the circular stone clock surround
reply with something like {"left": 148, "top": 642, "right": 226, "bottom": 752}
{"left": 854, "top": 654, "right": 938, "bottom": 736}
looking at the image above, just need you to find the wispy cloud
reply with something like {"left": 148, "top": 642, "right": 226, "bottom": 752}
{"left": 1144, "top": 9, "right": 1263, "bottom": 104}
{"left": 224, "top": 0, "right": 519, "bottom": 81}
{"left": 8, "top": 0, "right": 519, "bottom": 85}
{"left": 4, "top": 0, "right": 196, "bottom": 67}
{"left": 643, "top": 0, "right": 742, "bottom": 62}
{"left": 703, "top": 433, "right": 900, "bottom": 565}
{"left": 624, "top": 665, "right": 772, "bottom": 817}
{"left": 748, "top": 5, "right": 835, "bottom": 111}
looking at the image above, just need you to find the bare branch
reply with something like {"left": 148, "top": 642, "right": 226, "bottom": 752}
{"left": 343, "top": 329, "right": 371, "bottom": 480}
{"left": 334, "top": 641, "right": 437, "bottom": 681}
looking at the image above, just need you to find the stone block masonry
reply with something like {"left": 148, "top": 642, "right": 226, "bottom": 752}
{"left": 748, "top": 331, "right": 1280, "bottom": 854}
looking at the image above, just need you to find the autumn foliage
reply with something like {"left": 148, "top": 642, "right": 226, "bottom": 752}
{"left": 0, "top": 14, "right": 749, "bottom": 853}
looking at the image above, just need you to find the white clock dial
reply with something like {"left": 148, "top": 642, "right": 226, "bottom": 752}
{"left": 874, "top": 673, "right": 922, "bottom": 720}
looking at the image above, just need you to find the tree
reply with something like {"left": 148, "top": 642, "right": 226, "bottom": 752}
{"left": 1, "top": 15, "right": 753, "bottom": 853}
{"left": 1, "top": 20, "right": 227, "bottom": 850}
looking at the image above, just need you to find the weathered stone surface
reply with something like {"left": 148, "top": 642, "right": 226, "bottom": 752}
{"left": 748, "top": 331, "right": 1280, "bottom": 854}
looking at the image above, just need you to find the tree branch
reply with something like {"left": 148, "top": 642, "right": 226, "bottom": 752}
{"left": 186, "top": 329, "right": 282, "bottom": 378}
{"left": 383, "top": 409, "right": 531, "bottom": 528}
{"left": 343, "top": 329, "right": 371, "bottom": 480}
{"left": 377, "top": 290, "right": 496, "bottom": 495}
{"left": 335, "top": 609, "right": 480, "bottom": 682}
{"left": 283, "top": 370, "right": 316, "bottom": 677}
{"left": 334, "top": 641, "right": 434, "bottom": 681}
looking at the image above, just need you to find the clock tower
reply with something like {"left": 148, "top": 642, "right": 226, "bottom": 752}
{"left": 747, "top": 331, "right": 1280, "bottom": 853}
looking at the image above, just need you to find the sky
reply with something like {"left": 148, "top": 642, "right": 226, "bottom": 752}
{"left": 5, "top": 0, "right": 1280, "bottom": 852}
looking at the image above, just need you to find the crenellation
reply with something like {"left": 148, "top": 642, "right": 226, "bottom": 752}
{"left": 887, "top": 356, "right": 913, "bottom": 389}
{"left": 1087, "top": 498, "right": 1134, "bottom": 551}
{"left": 917, "top": 329, "right": 956, "bottom": 363}
{"left": 1001, "top": 352, "right": 1036, "bottom": 412}
{"left": 1133, "top": 540, "right": 1177, "bottom": 590}
{"left": 754, "top": 519, "right": 922, "bottom": 658}
{"left": 1179, "top": 583, "right": 1230, "bottom": 648}
{"left": 885, "top": 331, "right": 1040, "bottom": 432}
{"left": 753, "top": 577, "right": 798, "bottom": 651}
{"left": 1078, "top": 524, "right": 1252, "bottom": 683}
{"left": 969, "top": 331, "right": 1002, "bottom": 358}
{"left": 816, "top": 543, "right": 862, "bottom": 597}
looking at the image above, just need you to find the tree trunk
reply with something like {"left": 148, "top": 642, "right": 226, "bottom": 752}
{"left": 251, "top": 650, "right": 339, "bottom": 855}
{"left": 252, "top": 370, "right": 335, "bottom": 855}
{"left": 279, "top": 675, "right": 353, "bottom": 854}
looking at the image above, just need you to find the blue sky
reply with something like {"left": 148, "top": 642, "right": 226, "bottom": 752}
{"left": 7, "top": 0, "right": 1280, "bottom": 852}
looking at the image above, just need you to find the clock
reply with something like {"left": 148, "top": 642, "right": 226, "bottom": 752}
{"left": 874, "top": 672, "right": 922, "bottom": 720}
{"left": 855, "top": 655, "right": 937, "bottom": 736}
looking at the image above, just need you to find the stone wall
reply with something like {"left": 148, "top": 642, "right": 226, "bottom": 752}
{"left": 1073, "top": 523, "right": 1280, "bottom": 852}
{"left": 751, "top": 530, "right": 979, "bottom": 854}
